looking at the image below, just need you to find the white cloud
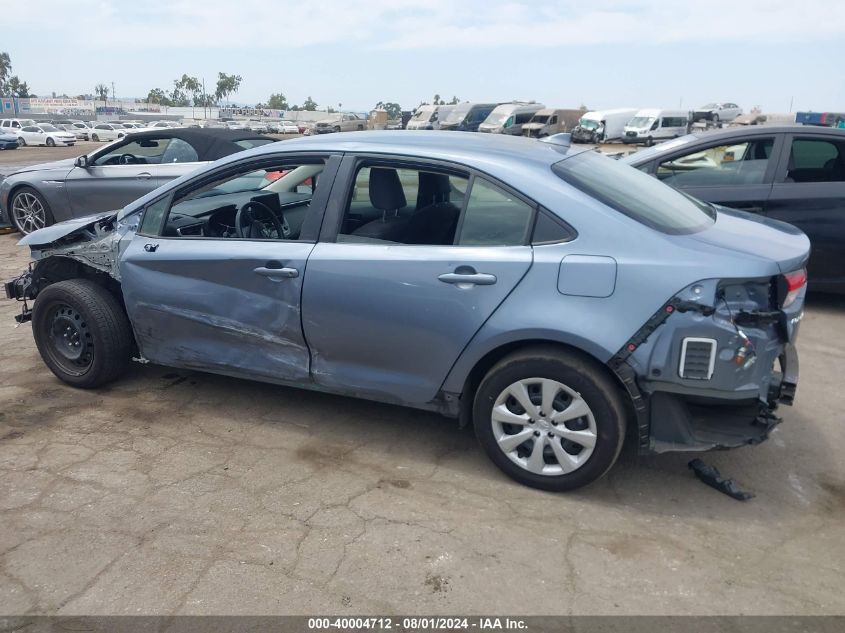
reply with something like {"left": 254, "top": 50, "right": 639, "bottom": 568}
{"left": 8, "top": 0, "right": 845, "bottom": 51}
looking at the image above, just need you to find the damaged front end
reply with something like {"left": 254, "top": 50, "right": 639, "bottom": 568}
{"left": 610, "top": 272, "right": 805, "bottom": 454}
{"left": 4, "top": 211, "right": 128, "bottom": 321}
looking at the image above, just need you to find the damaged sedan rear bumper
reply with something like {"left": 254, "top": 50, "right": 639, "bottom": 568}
{"left": 609, "top": 276, "right": 804, "bottom": 454}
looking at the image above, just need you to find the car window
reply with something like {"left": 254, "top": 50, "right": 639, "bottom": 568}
{"left": 457, "top": 178, "right": 534, "bottom": 246}
{"left": 150, "top": 159, "right": 326, "bottom": 240}
{"left": 337, "top": 164, "right": 532, "bottom": 246}
{"left": 787, "top": 138, "right": 845, "bottom": 182}
{"left": 553, "top": 150, "right": 715, "bottom": 235}
{"left": 655, "top": 138, "right": 774, "bottom": 187}
{"left": 22, "top": 126, "right": 38, "bottom": 132}
{"left": 93, "top": 138, "right": 199, "bottom": 166}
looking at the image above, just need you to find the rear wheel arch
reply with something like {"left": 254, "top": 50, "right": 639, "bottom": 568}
{"left": 455, "top": 339, "right": 632, "bottom": 429}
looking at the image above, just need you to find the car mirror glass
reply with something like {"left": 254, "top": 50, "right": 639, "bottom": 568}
{"left": 74, "top": 155, "right": 89, "bottom": 168}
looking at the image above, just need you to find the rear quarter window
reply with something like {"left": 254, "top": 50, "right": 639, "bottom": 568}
{"left": 552, "top": 150, "right": 715, "bottom": 235}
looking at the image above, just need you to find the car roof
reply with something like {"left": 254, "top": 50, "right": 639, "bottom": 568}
{"left": 123, "top": 128, "right": 275, "bottom": 161}
{"left": 623, "top": 125, "right": 845, "bottom": 165}
{"left": 244, "top": 130, "right": 583, "bottom": 169}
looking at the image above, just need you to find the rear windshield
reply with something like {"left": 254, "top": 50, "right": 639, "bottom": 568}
{"left": 552, "top": 151, "right": 715, "bottom": 234}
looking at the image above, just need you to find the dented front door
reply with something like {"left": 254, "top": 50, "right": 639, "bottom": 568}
{"left": 120, "top": 238, "right": 314, "bottom": 384}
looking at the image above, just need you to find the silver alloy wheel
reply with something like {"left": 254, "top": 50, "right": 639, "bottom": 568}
{"left": 11, "top": 192, "right": 47, "bottom": 234}
{"left": 491, "top": 378, "right": 598, "bottom": 476}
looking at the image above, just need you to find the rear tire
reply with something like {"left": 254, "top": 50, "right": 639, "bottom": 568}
{"left": 32, "top": 279, "right": 134, "bottom": 389}
{"left": 92, "top": 133, "right": 99, "bottom": 141}
{"left": 18, "top": 137, "right": 26, "bottom": 146}
{"left": 473, "top": 347, "right": 626, "bottom": 491}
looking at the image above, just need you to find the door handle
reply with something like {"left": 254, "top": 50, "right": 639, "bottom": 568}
{"left": 736, "top": 206, "right": 764, "bottom": 214}
{"left": 438, "top": 271, "right": 497, "bottom": 286}
{"left": 254, "top": 266, "right": 299, "bottom": 279}
{"left": 136, "top": 172, "right": 152, "bottom": 180}
{"left": 143, "top": 243, "right": 159, "bottom": 252}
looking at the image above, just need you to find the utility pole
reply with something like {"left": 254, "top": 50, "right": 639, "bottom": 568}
{"left": 789, "top": 96, "right": 794, "bottom": 113}
{"left": 111, "top": 81, "right": 115, "bottom": 110}
{"left": 202, "top": 77, "right": 207, "bottom": 121}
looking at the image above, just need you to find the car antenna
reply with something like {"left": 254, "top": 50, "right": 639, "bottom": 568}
{"left": 540, "top": 133, "right": 571, "bottom": 148}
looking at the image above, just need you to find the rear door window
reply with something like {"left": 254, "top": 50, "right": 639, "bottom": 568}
{"left": 786, "top": 138, "right": 845, "bottom": 183}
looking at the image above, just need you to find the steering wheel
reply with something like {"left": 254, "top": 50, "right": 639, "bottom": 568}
{"left": 235, "top": 200, "right": 288, "bottom": 239}
{"left": 118, "top": 153, "right": 139, "bottom": 165}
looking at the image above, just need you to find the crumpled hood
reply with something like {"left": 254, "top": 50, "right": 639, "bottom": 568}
{"left": 18, "top": 210, "right": 119, "bottom": 246}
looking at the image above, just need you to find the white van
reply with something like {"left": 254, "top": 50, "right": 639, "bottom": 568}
{"left": 623, "top": 109, "right": 690, "bottom": 145}
{"left": 0, "top": 118, "right": 37, "bottom": 133}
{"left": 571, "top": 108, "right": 638, "bottom": 143}
{"left": 407, "top": 104, "right": 439, "bottom": 130}
{"left": 478, "top": 102, "right": 545, "bottom": 135}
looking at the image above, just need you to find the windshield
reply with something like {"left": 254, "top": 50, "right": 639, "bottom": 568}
{"left": 700, "top": 103, "right": 717, "bottom": 109}
{"left": 444, "top": 103, "right": 472, "bottom": 123}
{"left": 578, "top": 118, "right": 599, "bottom": 130}
{"left": 40, "top": 124, "right": 59, "bottom": 132}
{"left": 553, "top": 151, "right": 715, "bottom": 234}
{"left": 622, "top": 134, "right": 699, "bottom": 164}
{"left": 411, "top": 108, "right": 433, "bottom": 121}
{"left": 483, "top": 106, "right": 515, "bottom": 126}
{"left": 627, "top": 117, "right": 654, "bottom": 128}
{"left": 529, "top": 115, "right": 550, "bottom": 124}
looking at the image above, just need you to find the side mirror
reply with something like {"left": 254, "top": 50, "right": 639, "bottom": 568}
{"left": 74, "top": 155, "right": 89, "bottom": 168}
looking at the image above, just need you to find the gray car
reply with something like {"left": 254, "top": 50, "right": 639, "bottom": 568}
{"left": 4, "top": 131, "right": 809, "bottom": 491}
{"left": 0, "top": 128, "right": 275, "bottom": 235}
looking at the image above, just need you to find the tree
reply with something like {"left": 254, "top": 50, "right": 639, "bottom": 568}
{"left": 432, "top": 93, "right": 445, "bottom": 106}
{"left": 146, "top": 88, "right": 172, "bottom": 106}
{"left": 7, "top": 76, "right": 30, "bottom": 98}
{"left": 302, "top": 96, "right": 318, "bottom": 111}
{"left": 375, "top": 101, "right": 402, "bottom": 120}
{"left": 448, "top": 96, "right": 460, "bottom": 105}
{"left": 266, "top": 93, "right": 289, "bottom": 110}
{"left": 215, "top": 72, "right": 242, "bottom": 104}
{"left": 168, "top": 78, "right": 189, "bottom": 107}
{"left": 95, "top": 83, "right": 110, "bottom": 105}
{"left": 0, "top": 51, "right": 11, "bottom": 93}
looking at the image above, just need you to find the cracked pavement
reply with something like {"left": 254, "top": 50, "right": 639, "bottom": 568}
{"left": 0, "top": 232, "right": 843, "bottom": 615}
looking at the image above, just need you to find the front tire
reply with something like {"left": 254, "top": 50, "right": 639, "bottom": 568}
{"left": 10, "top": 186, "right": 54, "bottom": 234}
{"left": 46, "top": 137, "right": 56, "bottom": 147}
{"left": 473, "top": 347, "right": 626, "bottom": 491}
{"left": 32, "top": 279, "right": 134, "bottom": 389}
{"left": 18, "top": 137, "right": 26, "bottom": 146}
{"left": 92, "top": 133, "right": 99, "bottom": 141}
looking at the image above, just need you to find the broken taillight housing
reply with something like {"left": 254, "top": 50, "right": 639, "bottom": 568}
{"left": 778, "top": 268, "right": 807, "bottom": 308}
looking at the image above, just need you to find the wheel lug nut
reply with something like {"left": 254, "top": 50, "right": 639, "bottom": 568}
{"left": 547, "top": 432, "right": 554, "bottom": 437}
{"left": 528, "top": 419, "right": 534, "bottom": 424}
{"left": 533, "top": 431, "right": 540, "bottom": 437}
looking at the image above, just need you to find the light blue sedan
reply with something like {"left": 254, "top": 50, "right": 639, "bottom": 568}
{"left": 4, "top": 132, "right": 810, "bottom": 491}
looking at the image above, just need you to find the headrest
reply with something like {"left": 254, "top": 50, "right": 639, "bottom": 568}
{"left": 369, "top": 168, "right": 407, "bottom": 210}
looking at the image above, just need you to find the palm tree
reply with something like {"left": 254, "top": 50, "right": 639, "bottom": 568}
{"left": 95, "top": 83, "right": 109, "bottom": 106}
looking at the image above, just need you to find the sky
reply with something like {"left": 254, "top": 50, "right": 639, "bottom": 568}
{"left": 3, "top": 0, "right": 844, "bottom": 113}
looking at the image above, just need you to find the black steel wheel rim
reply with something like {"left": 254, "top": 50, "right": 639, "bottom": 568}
{"left": 46, "top": 303, "right": 93, "bottom": 375}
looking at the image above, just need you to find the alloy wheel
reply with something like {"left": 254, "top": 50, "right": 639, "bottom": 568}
{"left": 491, "top": 378, "right": 597, "bottom": 476}
{"left": 11, "top": 192, "right": 47, "bottom": 234}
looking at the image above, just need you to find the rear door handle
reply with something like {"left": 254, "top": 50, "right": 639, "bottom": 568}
{"left": 253, "top": 266, "right": 299, "bottom": 279}
{"left": 438, "top": 272, "right": 497, "bottom": 286}
{"left": 136, "top": 172, "right": 152, "bottom": 180}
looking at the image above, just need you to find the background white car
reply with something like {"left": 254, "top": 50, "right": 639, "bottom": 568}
{"left": 17, "top": 124, "right": 76, "bottom": 147}
{"left": 90, "top": 123, "right": 128, "bottom": 142}
{"left": 223, "top": 120, "right": 247, "bottom": 130}
{"left": 278, "top": 120, "right": 299, "bottom": 134}
{"left": 694, "top": 102, "right": 743, "bottom": 123}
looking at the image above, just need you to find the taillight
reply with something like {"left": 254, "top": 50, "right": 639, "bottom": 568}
{"left": 780, "top": 268, "right": 807, "bottom": 308}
